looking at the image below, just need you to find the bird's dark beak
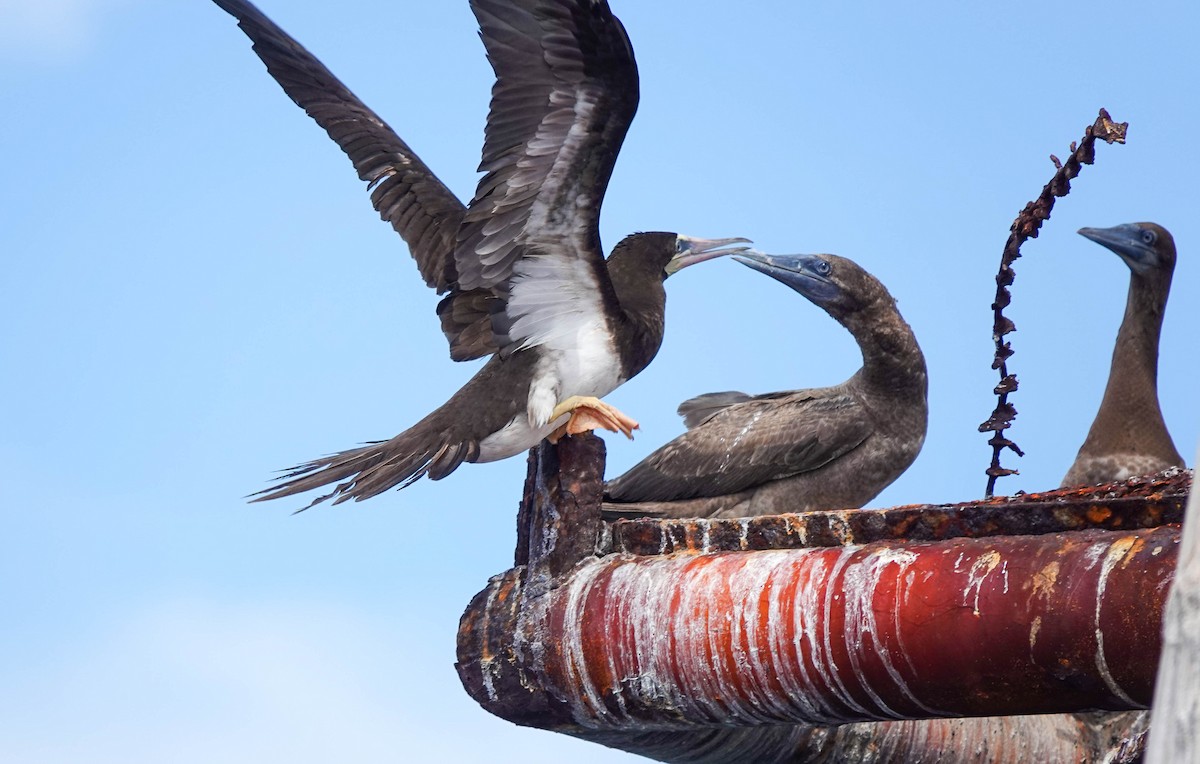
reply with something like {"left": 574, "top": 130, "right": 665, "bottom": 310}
{"left": 734, "top": 251, "right": 840, "bottom": 305}
{"left": 666, "top": 236, "right": 753, "bottom": 275}
{"left": 1078, "top": 224, "right": 1158, "bottom": 273}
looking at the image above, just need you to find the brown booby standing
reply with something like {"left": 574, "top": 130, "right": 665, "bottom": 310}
{"left": 1061, "top": 222, "right": 1184, "bottom": 487}
{"left": 211, "top": 0, "right": 751, "bottom": 507}
{"left": 603, "top": 252, "right": 928, "bottom": 519}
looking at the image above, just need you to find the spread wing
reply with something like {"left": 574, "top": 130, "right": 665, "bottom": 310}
{"left": 458, "top": 0, "right": 639, "bottom": 354}
{"left": 213, "top": 0, "right": 501, "bottom": 359}
{"left": 605, "top": 389, "right": 874, "bottom": 502}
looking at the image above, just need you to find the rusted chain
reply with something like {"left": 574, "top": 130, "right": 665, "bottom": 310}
{"left": 980, "top": 109, "right": 1128, "bottom": 498}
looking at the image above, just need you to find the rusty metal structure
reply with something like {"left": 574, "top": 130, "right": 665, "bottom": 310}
{"left": 978, "top": 109, "right": 1128, "bottom": 497}
{"left": 457, "top": 435, "right": 1189, "bottom": 762}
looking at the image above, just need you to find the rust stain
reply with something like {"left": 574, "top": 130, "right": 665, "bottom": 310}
{"left": 1030, "top": 561, "right": 1060, "bottom": 600}
{"left": 1087, "top": 505, "right": 1113, "bottom": 523}
{"left": 612, "top": 469, "right": 1190, "bottom": 557}
{"left": 1103, "top": 536, "right": 1138, "bottom": 569}
{"left": 961, "top": 550, "right": 1003, "bottom": 616}
{"left": 1119, "top": 536, "right": 1147, "bottom": 568}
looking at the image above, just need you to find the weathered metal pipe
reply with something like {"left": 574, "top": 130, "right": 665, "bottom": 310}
{"left": 463, "top": 525, "right": 1173, "bottom": 731}
{"left": 457, "top": 438, "right": 1185, "bottom": 762}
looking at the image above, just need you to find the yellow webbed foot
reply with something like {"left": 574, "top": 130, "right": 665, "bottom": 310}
{"left": 547, "top": 395, "right": 639, "bottom": 444}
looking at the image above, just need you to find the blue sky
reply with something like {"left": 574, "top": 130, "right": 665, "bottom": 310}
{"left": 2, "top": 1, "right": 1196, "bottom": 761}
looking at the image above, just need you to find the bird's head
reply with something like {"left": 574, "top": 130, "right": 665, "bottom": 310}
{"left": 733, "top": 251, "right": 889, "bottom": 317}
{"left": 1078, "top": 222, "right": 1176, "bottom": 277}
{"left": 615, "top": 233, "right": 751, "bottom": 279}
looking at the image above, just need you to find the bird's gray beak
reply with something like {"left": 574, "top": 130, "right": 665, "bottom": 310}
{"left": 1078, "top": 224, "right": 1157, "bottom": 273}
{"left": 734, "top": 251, "right": 840, "bottom": 305}
{"left": 666, "top": 235, "right": 753, "bottom": 275}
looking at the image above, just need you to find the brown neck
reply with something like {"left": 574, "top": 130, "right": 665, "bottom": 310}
{"left": 606, "top": 257, "right": 668, "bottom": 381}
{"left": 844, "top": 297, "right": 928, "bottom": 399}
{"left": 1077, "top": 272, "right": 1177, "bottom": 457}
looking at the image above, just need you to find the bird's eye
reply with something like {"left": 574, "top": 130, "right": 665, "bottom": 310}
{"left": 814, "top": 260, "right": 832, "bottom": 276}
{"left": 1141, "top": 230, "right": 1157, "bottom": 246}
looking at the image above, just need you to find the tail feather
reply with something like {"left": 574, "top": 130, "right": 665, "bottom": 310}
{"left": 251, "top": 430, "right": 478, "bottom": 510}
{"left": 345, "top": 446, "right": 437, "bottom": 500}
{"left": 427, "top": 440, "right": 481, "bottom": 481}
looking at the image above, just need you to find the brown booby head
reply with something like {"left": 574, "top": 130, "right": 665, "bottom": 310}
{"left": 603, "top": 251, "right": 928, "bottom": 519}
{"left": 1078, "top": 222, "right": 1176, "bottom": 281}
{"left": 735, "top": 252, "right": 890, "bottom": 313}
{"left": 734, "top": 252, "right": 921, "bottom": 388}
{"left": 211, "top": 0, "right": 753, "bottom": 508}
{"left": 1061, "top": 222, "right": 1184, "bottom": 487}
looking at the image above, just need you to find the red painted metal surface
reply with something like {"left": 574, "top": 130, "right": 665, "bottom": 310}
{"left": 456, "top": 438, "right": 1187, "bottom": 761}
{"left": 529, "top": 527, "right": 1173, "bottom": 728}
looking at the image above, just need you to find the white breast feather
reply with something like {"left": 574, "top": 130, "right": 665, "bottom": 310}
{"left": 476, "top": 89, "right": 623, "bottom": 463}
{"left": 477, "top": 282, "right": 624, "bottom": 464}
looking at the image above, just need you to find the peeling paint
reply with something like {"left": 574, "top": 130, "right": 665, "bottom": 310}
{"left": 558, "top": 560, "right": 610, "bottom": 720}
{"left": 842, "top": 547, "right": 944, "bottom": 716}
{"left": 1119, "top": 536, "right": 1146, "bottom": 568}
{"left": 962, "top": 550, "right": 1003, "bottom": 616}
{"left": 1082, "top": 542, "right": 1109, "bottom": 570}
{"left": 1094, "top": 536, "right": 1140, "bottom": 706}
{"left": 479, "top": 528, "right": 1171, "bottom": 729}
{"left": 1030, "top": 561, "right": 1060, "bottom": 602}
{"left": 479, "top": 581, "right": 505, "bottom": 702}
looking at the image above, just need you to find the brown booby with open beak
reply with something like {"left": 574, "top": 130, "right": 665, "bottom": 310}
{"left": 1061, "top": 222, "right": 1184, "bottom": 487}
{"left": 603, "top": 252, "right": 928, "bottom": 519}
{"left": 210, "top": 0, "right": 750, "bottom": 507}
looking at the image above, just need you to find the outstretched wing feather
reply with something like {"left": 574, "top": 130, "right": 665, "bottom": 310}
{"left": 212, "top": 0, "right": 469, "bottom": 303}
{"left": 459, "top": 0, "right": 639, "bottom": 353}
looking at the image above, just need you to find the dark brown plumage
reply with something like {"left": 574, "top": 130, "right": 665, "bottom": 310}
{"left": 210, "top": 0, "right": 749, "bottom": 507}
{"left": 210, "top": 0, "right": 476, "bottom": 346}
{"left": 603, "top": 252, "right": 928, "bottom": 519}
{"left": 1061, "top": 222, "right": 1184, "bottom": 487}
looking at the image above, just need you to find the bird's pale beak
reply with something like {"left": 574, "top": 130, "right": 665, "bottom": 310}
{"left": 734, "top": 251, "right": 840, "bottom": 306}
{"left": 666, "top": 235, "right": 753, "bottom": 275}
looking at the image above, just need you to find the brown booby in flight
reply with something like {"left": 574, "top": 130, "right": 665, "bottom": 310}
{"left": 603, "top": 252, "right": 928, "bottom": 519}
{"left": 211, "top": 0, "right": 750, "bottom": 507}
{"left": 1060, "top": 222, "right": 1184, "bottom": 487}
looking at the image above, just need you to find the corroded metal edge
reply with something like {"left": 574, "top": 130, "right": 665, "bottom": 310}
{"left": 611, "top": 468, "right": 1191, "bottom": 556}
